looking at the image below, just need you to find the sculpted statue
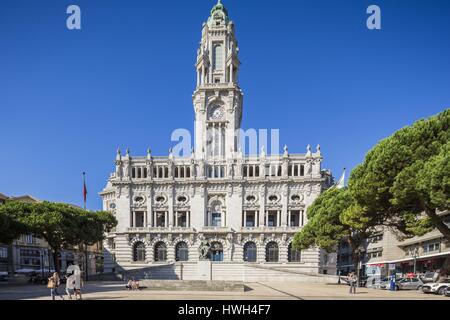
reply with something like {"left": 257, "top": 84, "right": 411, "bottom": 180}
{"left": 198, "top": 239, "right": 210, "bottom": 260}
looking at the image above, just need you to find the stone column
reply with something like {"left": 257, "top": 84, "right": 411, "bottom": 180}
{"left": 230, "top": 65, "right": 234, "bottom": 83}
{"left": 188, "top": 211, "right": 191, "bottom": 228}
{"left": 144, "top": 211, "right": 148, "bottom": 228}
{"left": 300, "top": 210, "right": 304, "bottom": 227}
{"left": 288, "top": 210, "right": 291, "bottom": 227}
{"left": 259, "top": 190, "right": 265, "bottom": 227}
{"left": 256, "top": 210, "right": 259, "bottom": 227}
{"left": 221, "top": 211, "right": 226, "bottom": 227}
{"left": 201, "top": 65, "right": 205, "bottom": 84}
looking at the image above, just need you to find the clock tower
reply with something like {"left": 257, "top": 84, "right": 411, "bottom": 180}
{"left": 193, "top": 0, "right": 243, "bottom": 160}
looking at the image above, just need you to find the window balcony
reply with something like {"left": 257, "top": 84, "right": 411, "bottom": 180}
{"left": 240, "top": 226, "right": 301, "bottom": 233}
{"left": 126, "top": 227, "right": 195, "bottom": 233}
{"left": 201, "top": 226, "right": 234, "bottom": 233}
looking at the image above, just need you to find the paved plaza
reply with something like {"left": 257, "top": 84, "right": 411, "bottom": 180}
{"left": 0, "top": 281, "right": 448, "bottom": 300}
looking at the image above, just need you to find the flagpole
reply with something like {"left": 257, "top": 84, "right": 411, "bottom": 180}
{"left": 82, "top": 171, "right": 88, "bottom": 281}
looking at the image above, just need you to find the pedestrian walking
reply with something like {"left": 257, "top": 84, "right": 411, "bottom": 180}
{"left": 66, "top": 264, "right": 83, "bottom": 300}
{"left": 349, "top": 272, "right": 357, "bottom": 294}
{"left": 65, "top": 274, "right": 76, "bottom": 299}
{"left": 48, "top": 272, "right": 64, "bottom": 300}
{"left": 74, "top": 276, "right": 84, "bottom": 300}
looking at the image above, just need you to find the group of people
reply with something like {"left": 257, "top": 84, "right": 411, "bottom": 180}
{"left": 47, "top": 264, "right": 83, "bottom": 300}
{"left": 125, "top": 279, "right": 140, "bottom": 291}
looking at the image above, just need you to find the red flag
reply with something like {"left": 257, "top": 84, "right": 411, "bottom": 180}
{"left": 83, "top": 172, "right": 87, "bottom": 208}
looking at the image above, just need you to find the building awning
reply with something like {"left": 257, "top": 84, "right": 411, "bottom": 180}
{"left": 365, "top": 251, "right": 450, "bottom": 266}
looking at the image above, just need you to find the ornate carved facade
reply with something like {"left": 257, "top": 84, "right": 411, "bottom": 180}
{"left": 100, "top": 1, "right": 336, "bottom": 275}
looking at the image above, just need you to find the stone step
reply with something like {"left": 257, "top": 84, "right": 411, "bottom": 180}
{"left": 119, "top": 262, "right": 337, "bottom": 283}
{"left": 139, "top": 280, "right": 245, "bottom": 292}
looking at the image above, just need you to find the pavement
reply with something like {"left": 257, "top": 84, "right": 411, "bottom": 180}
{"left": 0, "top": 281, "right": 448, "bottom": 300}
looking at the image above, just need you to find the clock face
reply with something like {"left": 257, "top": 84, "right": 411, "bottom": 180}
{"left": 210, "top": 106, "right": 224, "bottom": 120}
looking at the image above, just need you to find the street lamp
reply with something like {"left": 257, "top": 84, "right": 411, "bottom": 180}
{"left": 355, "top": 245, "right": 366, "bottom": 287}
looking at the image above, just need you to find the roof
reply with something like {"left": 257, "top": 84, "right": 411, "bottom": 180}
{"left": 9, "top": 195, "right": 41, "bottom": 203}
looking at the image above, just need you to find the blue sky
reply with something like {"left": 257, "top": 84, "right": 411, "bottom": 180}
{"left": 0, "top": 0, "right": 449, "bottom": 210}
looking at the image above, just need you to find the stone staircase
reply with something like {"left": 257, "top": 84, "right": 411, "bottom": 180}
{"left": 119, "top": 262, "right": 338, "bottom": 283}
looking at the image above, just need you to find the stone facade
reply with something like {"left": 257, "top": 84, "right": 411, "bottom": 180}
{"left": 100, "top": 1, "right": 336, "bottom": 276}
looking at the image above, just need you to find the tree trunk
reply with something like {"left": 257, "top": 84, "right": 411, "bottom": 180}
{"left": 438, "top": 256, "right": 450, "bottom": 282}
{"left": 347, "top": 238, "right": 360, "bottom": 273}
{"left": 425, "top": 208, "right": 450, "bottom": 241}
{"left": 52, "top": 248, "right": 60, "bottom": 274}
{"left": 84, "top": 244, "right": 89, "bottom": 281}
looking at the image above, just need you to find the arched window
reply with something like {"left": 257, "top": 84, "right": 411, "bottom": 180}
{"left": 266, "top": 242, "right": 279, "bottom": 263}
{"left": 154, "top": 242, "right": 167, "bottom": 262}
{"left": 213, "top": 44, "right": 223, "bottom": 71}
{"left": 243, "top": 242, "right": 257, "bottom": 262}
{"left": 288, "top": 243, "right": 301, "bottom": 262}
{"left": 133, "top": 242, "right": 146, "bottom": 262}
{"left": 176, "top": 242, "right": 189, "bottom": 262}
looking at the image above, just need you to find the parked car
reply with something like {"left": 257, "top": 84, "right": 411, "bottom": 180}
{"left": 422, "top": 281, "right": 450, "bottom": 295}
{"left": 377, "top": 277, "right": 391, "bottom": 289}
{"left": 0, "top": 272, "right": 8, "bottom": 282}
{"left": 419, "top": 272, "right": 439, "bottom": 284}
{"left": 444, "top": 287, "right": 450, "bottom": 297}
{"left": 27, "top": 272, "right": 49, "bottom": 285}
{"left": 395, "top": 277, "right": 423, "bottom": 290}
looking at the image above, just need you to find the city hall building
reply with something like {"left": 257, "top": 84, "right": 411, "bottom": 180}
{"left": 100, "top": 1, "right": 336, "bottom": 279}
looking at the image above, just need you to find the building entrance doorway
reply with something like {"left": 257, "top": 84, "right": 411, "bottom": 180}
{"left": 210, "top": 242, "right": 223, "bottom": 262}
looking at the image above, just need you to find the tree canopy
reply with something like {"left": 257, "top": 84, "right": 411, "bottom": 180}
{"left": 293, "top": 109, "right": 449, "bottom": 274}
{"left": 292, "top": 188, "right": 379, "bottom": 270}
{"left": 0, "top": 201, "right": 29, "bottom": 244}
{"left": 349, "top": 109, "right": 450, "bottom": 239}
{"left": 0, "top": 200, "right": 117, "bottom": 272}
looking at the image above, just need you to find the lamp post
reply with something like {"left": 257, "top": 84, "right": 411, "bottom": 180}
{"left": 355, "top": 245, "right": 366, "bottom": 288}
{"left": 337, "top": 243, "right": 341, "bottom": 284}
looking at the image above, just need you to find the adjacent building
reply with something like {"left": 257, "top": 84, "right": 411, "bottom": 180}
{"left": 336, "top": 212, "right": 450, "bottom": 279}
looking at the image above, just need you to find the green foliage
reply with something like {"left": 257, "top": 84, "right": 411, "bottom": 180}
{"left": 0, "top": 200, "right": 117, "bottom": 271}
{"left": 294, "top": 109, "right": 449, "bottom": 262}
{"left": 349, "top": 109, "right": 450, "bottom": 239}
{"left": 293, "top": 188, "right": 359, "bottom": 252}
{"left": 0, "top": 201, "right": 29, "bottom": 244}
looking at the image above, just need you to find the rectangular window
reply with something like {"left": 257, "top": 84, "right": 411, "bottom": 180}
{"left": 156, "top": 213, "right": 166, "bottom": 228}
{"left": 212, "top": 213, "right": 221, "bottom": 227}
{"left": 290, "top": 211, "right": 300, "bottom": 227}
{"left": 0, "top": 247, "right": 7, "bottom": 259}
{"left": 245, "top": 212, "right": 255, "bottom": 227}
{"left": 268, "top": 212, "right": 277, "bottom": 227}
{"left": 213, "top": 44, "right": 223, "bottom": 71}
{"left": 423, "top": 242, "right": 440, "bottom": 253}
{"left": 135, "top": 212, "right": 144, "bottom": 228}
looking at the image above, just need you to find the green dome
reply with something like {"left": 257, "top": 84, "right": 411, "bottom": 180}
{"left": 210, "top": 0, "right": 228, "bottom": 18}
